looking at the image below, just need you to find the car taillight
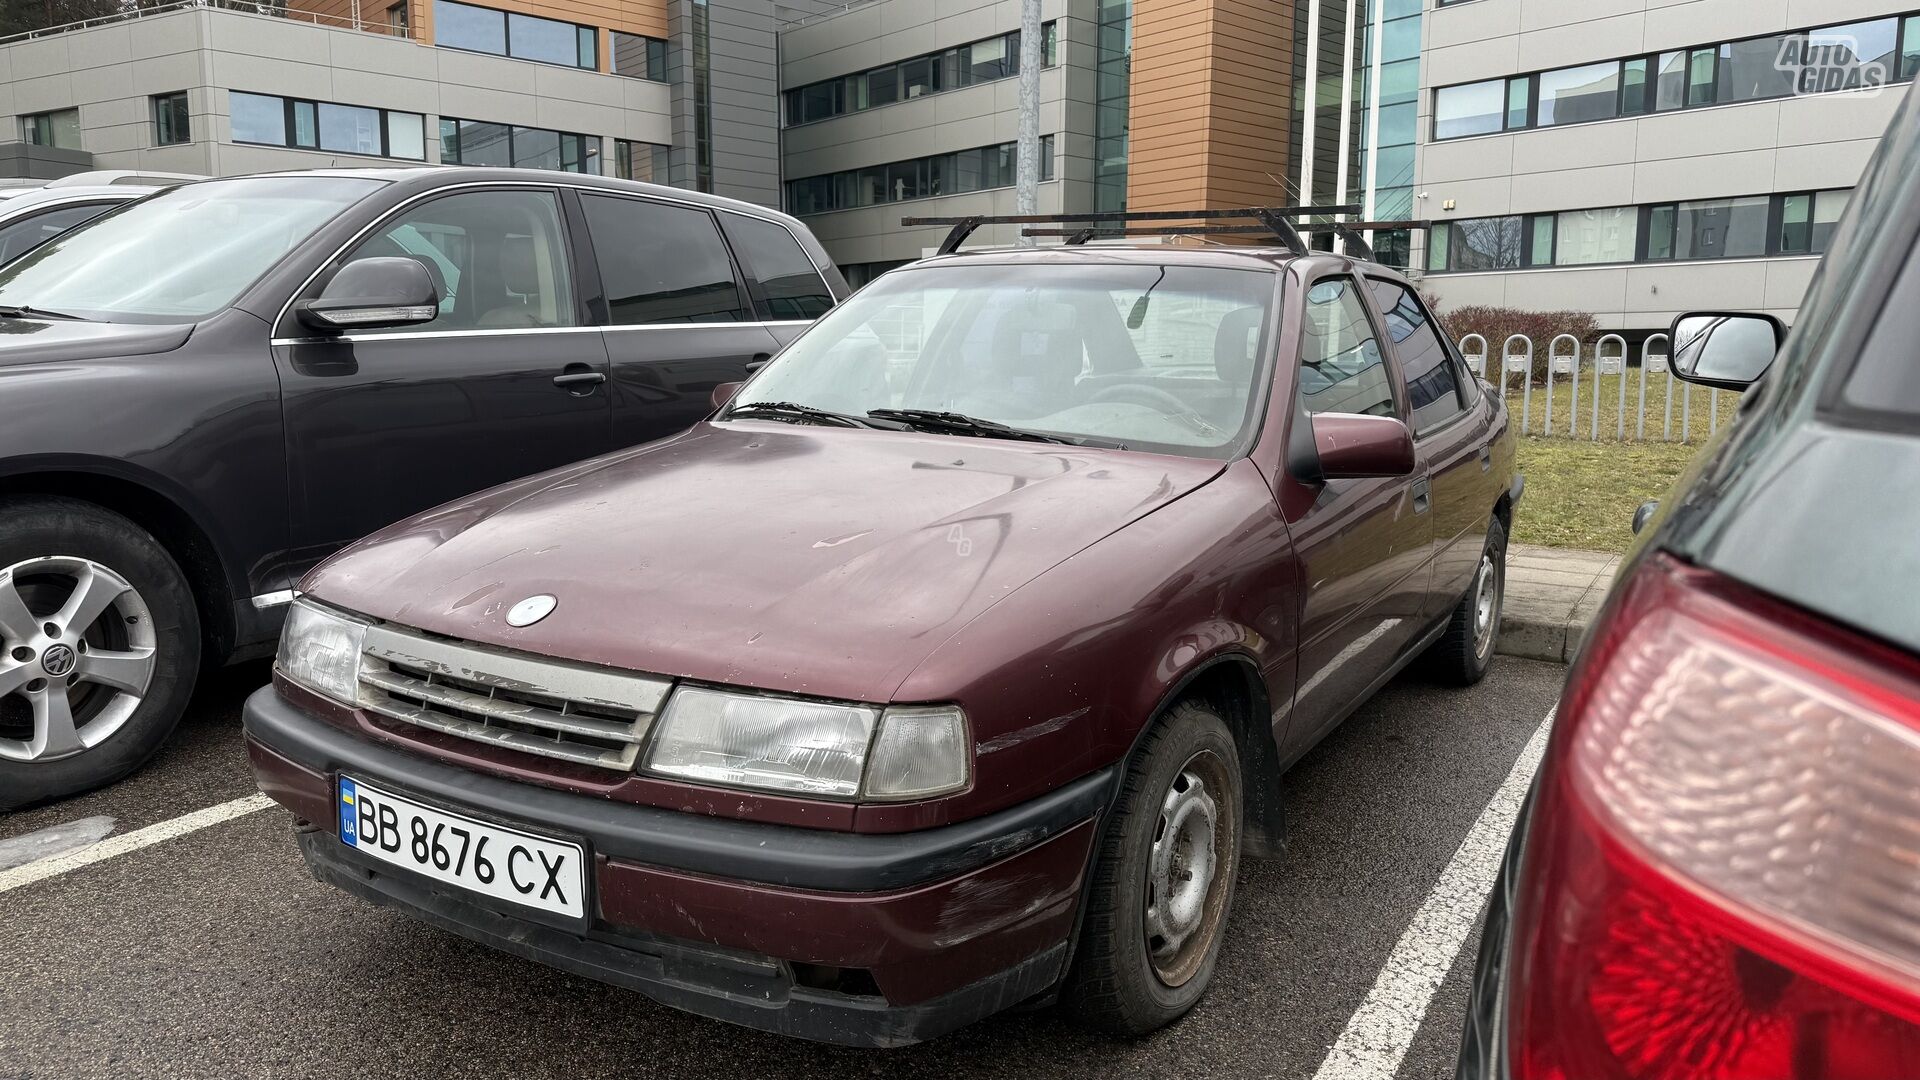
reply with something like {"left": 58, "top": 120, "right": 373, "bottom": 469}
{"left": 1507, "top": 553, "right": 1920, "bottom": 1080}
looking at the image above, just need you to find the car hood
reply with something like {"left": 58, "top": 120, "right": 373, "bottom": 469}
{"left": 306, "top": 421, "right": 1226, "bottom": 703}
{"left": 0, "top": 317, "right": 193, "bottom": 367}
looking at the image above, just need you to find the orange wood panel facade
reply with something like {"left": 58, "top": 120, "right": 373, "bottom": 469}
{"left": 1127, "top": 0, "right": 1297, "bottom": 214}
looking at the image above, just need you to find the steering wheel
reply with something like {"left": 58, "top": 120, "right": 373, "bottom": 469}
{"left": 1088, "top": 382, "right": 1224, "bottom": 438}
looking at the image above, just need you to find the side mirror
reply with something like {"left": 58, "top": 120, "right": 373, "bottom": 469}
{"left": 711, "top": 381, "right": 743, "bottom": 411}
{"left": 296, "top": 257, "right": 440, "bottom": 332}
{"left": 1667, "top": 311, "right": 1785, "bottom": 391}
{"left": 1312, "top": 413, "right": 1416, "bottom": 480}
{"left": 1632, "top": 499, "right": 1660, "bottom": 535}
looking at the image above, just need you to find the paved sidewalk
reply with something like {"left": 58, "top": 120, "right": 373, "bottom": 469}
{"left": 1498, "top": 543, "right": 1623, "bottom": 663}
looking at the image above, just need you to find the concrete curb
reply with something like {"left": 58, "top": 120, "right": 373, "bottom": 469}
{"left": 1494, "top": 544, "right": 1622, "bottom": 664}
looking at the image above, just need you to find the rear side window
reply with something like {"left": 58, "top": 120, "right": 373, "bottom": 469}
{"left": 1298, "top": 277, "right": 1399, "bottom": 419}
{"left": 579, "top": 194, "right": 749, "bottom": 324}
{"left": 718, "top": 213, "right": 834, "bottom": 320}
{"left": 0, "top": 202, "right": 113, "bottom": 266}
{"left": 1368, "top": 278, "right": 1465, "bottom": 433}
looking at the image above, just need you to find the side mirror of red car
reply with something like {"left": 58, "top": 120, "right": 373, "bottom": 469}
{"left": 1312, "top": 413, "right": 1416, "bottom": 480}
{"left": 711, "top": 382, "right": 743, "bottom": 411}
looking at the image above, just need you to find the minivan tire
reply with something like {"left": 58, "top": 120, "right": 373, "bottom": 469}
{"left": 0, "top": 497, "right": 200, "bottom": 811}
{"left": 1425, "top": 517, "right": 1506, "bottom": 686}
{"left": 1065, "top": 699, "right": 1242, "bottom": 1036}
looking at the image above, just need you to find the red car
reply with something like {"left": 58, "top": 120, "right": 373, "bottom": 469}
{"left": 246, "top": 218, "right": 1519, "bottom": 1045}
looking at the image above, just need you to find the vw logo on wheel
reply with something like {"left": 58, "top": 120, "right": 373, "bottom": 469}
{"left": 41, "top": 643, "right": 77, "bottom": 678}
{"left": 506, "top": 594, "right": 558, "bottom": 628}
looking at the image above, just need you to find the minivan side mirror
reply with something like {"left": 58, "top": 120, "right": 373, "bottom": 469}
{"left": 296, "top": 257, "right": 440, "bottom": 333}
{"left": 1668, "top": 311, "right": 1785, "bottom": 391}
{"left": 1312, "top": 413, "right": 1417, "bottom": 480}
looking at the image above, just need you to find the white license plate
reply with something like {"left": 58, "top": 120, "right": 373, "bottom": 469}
{"left": 337, "top": 775, "right": 586, "bottom": 920}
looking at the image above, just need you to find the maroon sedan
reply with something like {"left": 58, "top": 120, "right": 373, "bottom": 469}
{"left": 245, "top": 242, "right": 1518, "bottom": 1045}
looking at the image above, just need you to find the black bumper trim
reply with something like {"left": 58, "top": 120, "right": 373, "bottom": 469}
{"left": 297, "top": 830, "right": 1068, "bottom": 1048}
{"left": 245, "top": 685, "right": 1114, "bottom": 893}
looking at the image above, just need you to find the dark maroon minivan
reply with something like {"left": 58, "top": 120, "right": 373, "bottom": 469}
{"left": 246, "top": 233, "right": 1519, "bottom": 1045}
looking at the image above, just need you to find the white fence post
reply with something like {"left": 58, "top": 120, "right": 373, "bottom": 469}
{"left": 1502, "top": 335, "right": 1533, "bottom": 434}
{"left": 1639, "top": 335, "right": 1669, "bottom": 443}
{"left": 1546, "top": 334, "right": 1579, "bottom": 437}
{"left": 1459, "top": 334, "right": 1488, "bottom": 381}
{"left": 1595, "top": 334, "right": 1626, "bottom": 441}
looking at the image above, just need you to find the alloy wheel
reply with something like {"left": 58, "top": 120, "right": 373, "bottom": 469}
{"left": 0, "top": 556, "right": 157, "bottom": 763}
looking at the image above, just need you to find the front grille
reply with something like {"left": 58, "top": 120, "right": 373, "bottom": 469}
{"left": 356, "top": 624, "right": 671, "bottom": 771}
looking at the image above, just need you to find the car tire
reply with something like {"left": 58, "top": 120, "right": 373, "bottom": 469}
{"left": 1425, "top": 516, "right": 1506, "bottom": 687}
{"left": 1064, "top": 699, "right": 1243, "bottom": 1036}
{"left": 0, "top": 497, "right": 200, "bottom": 811}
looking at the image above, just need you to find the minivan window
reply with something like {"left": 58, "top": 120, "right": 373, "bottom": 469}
{"left": 339, "top": 189, "right": 576, "bottom": 332}
{"left": 579, "top": 194, "right": 749, "bottom": 324}
{"left": 0, "top": 176, "right": 380, "bottom": 323}
{"left": 1368, "top": 278, "right": 1464, "bottom": 433}
{"left": 717, "top": 213, "right": 834, "bottom": 320}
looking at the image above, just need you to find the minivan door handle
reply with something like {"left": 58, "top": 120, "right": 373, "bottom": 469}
{"left": 744, "top": 353, "right": 772, "bottom": 375}
{"left": 553, "top": 364, "right": 606, "bottom": 395}
{"left": 1412, "top": 476, "right": 1432, "bottom": 514}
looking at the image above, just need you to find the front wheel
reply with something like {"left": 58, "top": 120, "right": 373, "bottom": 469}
{"left": 1065, "top": 700, "right": 1243, "bottom": 1035}
{"left": 0, "top": 497, "right": 200, "bottom": 810}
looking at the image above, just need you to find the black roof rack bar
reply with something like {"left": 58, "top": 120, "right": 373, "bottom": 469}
{"left": 1021, "top": 218, "right": 1432, "bottom": 262}
{"left": 903, "top": 204, "right": 1367, "bottom": 256}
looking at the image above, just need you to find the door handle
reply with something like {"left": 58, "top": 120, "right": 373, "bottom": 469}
{"left": 1412, "top": 476, "right": 1432, "bottom": 514}
{"left": 744, "top": 353, "right": 772, "bottom": 375}
{"left": 1480, "top": 445, "right": 1492, "bottom": 472}
{"left": 553, "top": 366, "right": 606, "bottom": 395}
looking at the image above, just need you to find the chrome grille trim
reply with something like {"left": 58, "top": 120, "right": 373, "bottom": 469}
{"left": 356, "top": 624, "right": 671, "bottom": 771}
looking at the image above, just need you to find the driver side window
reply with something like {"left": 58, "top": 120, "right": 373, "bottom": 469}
{"left": 336, "top": 189, "right": 576, "bottom": 333}
{"left": 1298, "top": 277, "right": 1399, "bottom": 418}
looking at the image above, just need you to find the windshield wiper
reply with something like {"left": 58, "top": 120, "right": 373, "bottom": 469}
{"left": 726, "top": 401, "right": 876, "bottom": 428}
{"left": 867, "top": 408, "right": 1082, "bottom": 445}
{"left": 0, "top": 304, "right": 88, "bottom": 322}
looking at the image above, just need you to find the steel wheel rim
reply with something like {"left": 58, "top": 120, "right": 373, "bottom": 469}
{"left": 1472, "top": 553, "right": 1499, "bottom": 660}
{"left": 1144, "top": 749, "right": 1236, "bottom": 988}
{"left": 0, "top": 556, "right": 156, "bottom": 763}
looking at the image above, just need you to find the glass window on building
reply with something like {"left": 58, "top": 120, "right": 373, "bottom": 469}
{"left": 1620, "top": 58, "right": 1650, "bottom": 115}
{"left": 230, "top": 92, "right": 422, "bottom": 160}
{"left": 1809, "top": 18, "right": 1899, "bottom": 71}
{"left": 622, "top": 30, "right": 675, "bottom": 80}
{"left": 1505, "top": 76, "right": 1532, "bottom": 128}
{"left": 1655, "top": 51, "right": 1688, "bottom": 111}
{"left": 152, "top": 92, "right": 190, "bottom": 146}
{"left": 578, "top": 193, "right": 749, "bottom": 323}
{"left": 1813, "top": 190, "right": 1851, "bottom": 253}
{"left": 1904, "top": 16, "right": 1920, "bottom": 80}
{"left": 386, "top": 2, "right": 409, "bottom": 34}
{"left": 1377, "top": 58, "right": 1420, "bottom": 106}
{"left": 613, "top": 139, "right": 670, "bottom": 183}
{"left": 1556, "top": 207, "right": 1638, "bottom": 265}
{"left": 1673, "top": 196, "right": 1770, "bottom": 260}
{"left": 229, "top": 93, "right": 287, "bottom": 145}
{"left": 1537, "top": 62, "right": 1620, "bottom": 126}
{"left": 1426, "top": 224, "right": 1450, "bottom": 272}
{"left": 318, "top": 103, "right": 383, "bottom": 157}
{"left": 21, "top": 108, "right": 81, "bottom": 149}
{"left": 440, "top": 119, "right": 591, "bottom": 172}
{"left": 1433, "top": 81, "right": 1504, "bottom": 139}
{"left": 433, "top": 1, "right": 595, "bottom": 69}
{"left": 784, "top": 137, "right": 1053, "bottom": 215}
{"left": 718, "top": 213, "right": 834, "bottom": 320}
{"left": 1687, "top": 47, "right": 1718, "bottom": 106}
{"left": 1452, "top": 217, "right": 1523, "bottom": 271}
{"left": 1717, "top": 36, "right": 1797, "bottom": 103}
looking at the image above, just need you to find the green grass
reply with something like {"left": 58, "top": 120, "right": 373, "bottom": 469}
{"left": 1511, "top": 437, "right": 1705, "bottom": 554}
{"left": 1492, "top": 372, "right": 1744, "bottom": 554}
{"left": 1501, "top": 372, "right": 1741, "bottom": 443}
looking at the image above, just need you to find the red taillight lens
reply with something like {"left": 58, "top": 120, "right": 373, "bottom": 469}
{"left": 1508, "top": 554, "right": 1920, "bottom": 1080}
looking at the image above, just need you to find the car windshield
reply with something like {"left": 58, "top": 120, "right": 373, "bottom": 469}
{"left": 730, "top": 262, "right": 1277, "bottom": 457}
{"left": 0, "top": 175, "right": 383, "bottom": 323}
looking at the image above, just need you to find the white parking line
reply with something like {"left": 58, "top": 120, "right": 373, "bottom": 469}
{"left": 0, "top": 794, "right": 273, "bottom": 895}
{"left": 1311, "top": 710, "right": 1554, "bottom": 1080}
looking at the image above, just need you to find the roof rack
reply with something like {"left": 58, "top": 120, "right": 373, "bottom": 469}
{"left": 900, "top": 205, "right": 1428, "bottom": 261}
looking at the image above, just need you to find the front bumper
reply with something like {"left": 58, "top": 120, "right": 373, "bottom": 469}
{"left": 244, "top": 686, "right": 1109, "bottom": 1047}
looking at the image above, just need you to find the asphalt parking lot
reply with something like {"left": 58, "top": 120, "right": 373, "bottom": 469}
{"left": 1, "top": 657, "right": 1562, "bottom": 1080}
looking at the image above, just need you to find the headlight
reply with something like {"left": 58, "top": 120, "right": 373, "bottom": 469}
{"left": 276, "top": 599, "right": 366, "bottom": 705}
{"left": 644, "top": 687, "right": 969, "bottom": 800}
